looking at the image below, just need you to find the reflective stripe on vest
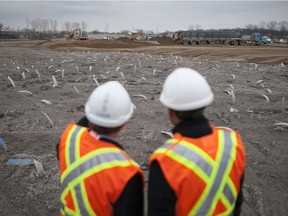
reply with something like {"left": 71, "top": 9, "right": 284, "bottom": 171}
{"left": 156, "top": 130, "right": 237, "bottom": 215}
{"left": 65, "top": 125, "right": 86, "bottom": 167}
{"left": 61, "top": 125, "right": 133, "bottom": 216}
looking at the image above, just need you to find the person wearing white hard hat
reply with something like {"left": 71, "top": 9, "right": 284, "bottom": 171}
{"left": 148, "top": 68, "right": 246, "bottom": 216}
{"left": 58, "top": 81, "right": 144, "bottom": 216}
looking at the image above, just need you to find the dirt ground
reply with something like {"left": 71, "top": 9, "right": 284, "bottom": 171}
{"left": 0, "top": 38, "right": 287, "bottom": 216}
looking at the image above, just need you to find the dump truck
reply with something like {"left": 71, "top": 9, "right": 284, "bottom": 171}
{"left": 175, "top": 30, "right": 268, "bottom": 45}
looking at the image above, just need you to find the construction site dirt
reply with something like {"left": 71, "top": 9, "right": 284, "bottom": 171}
{"left": 0, "top": 38, "right": 287, "bottom": 216}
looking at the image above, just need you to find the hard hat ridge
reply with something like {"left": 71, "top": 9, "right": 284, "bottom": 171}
{"left": 159, "top": 67, "right": 214, "bottom": 111}
{"left": 85, "top": 81, "right": 134, "bottom": 127}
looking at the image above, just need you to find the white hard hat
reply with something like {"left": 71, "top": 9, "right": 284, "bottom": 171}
{"left": 159, "top": 68, "right": 214, "bottom": 111}
{"left": 85, "top": 81, "right": 134, "bottom": 127}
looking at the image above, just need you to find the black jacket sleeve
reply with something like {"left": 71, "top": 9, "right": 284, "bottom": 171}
{"left": 148, "top": 161, "right": 177, "bottom": 216}
{"left": 233, "top": 174, "right": 245, "bottom": 216}
{"left": 113, "top": 173, "right": 144, "bottom": 216}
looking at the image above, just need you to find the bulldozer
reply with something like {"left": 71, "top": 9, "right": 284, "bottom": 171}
{"left": 64, "top": 28, "right": 88, "bottom": 40}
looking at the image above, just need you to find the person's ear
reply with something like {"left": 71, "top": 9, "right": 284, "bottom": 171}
{"left": 168, "top": 109, "right": 179, "bottom": 125}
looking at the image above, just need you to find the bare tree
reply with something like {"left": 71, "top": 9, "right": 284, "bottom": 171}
{"left": 3, "top": 26, "right": 12, "bottom": 32}
{"left": 50, "top": 19, "right": 57, "bottom": 33}
{"left": 0, "top": 23, "right": 3, "bottom": 32}
{"left": 266, "top": 21, "right": 279, "bottom": 31}
{"left": 278, "top": 20, "right": 288, "bottom": 31}
{"left": 245, "top": 23, "right": 258, "bottom": 31}
{"left": 188, "top": 24, "right": 201, "bottom": 31}
{"left": 64, "top": 21, "right": 71, "bottom": 32}
{"left": 188, "top": 24, "right": 194, "bottom": 30}
{"left": 258, "top": 21, "right": 267, "bottom": 30}
{"left": 30, "top": 18, "right": 41, "bottom": 32}
{"left": 194, "top": 24, "right": 202, "bottom": 30}
{"left": 41, "top": 19, "right": 49, "bottom": 33}
{"left": 81, "top": 21, "right": 87, "bottom": 31}
{"left": 72, "top": 22, "right": 80, "bottom": 30}
{"left": 119, "top": 30, "right": 129, "bottom": 35}
{"left": 92, "top": 29, "right": 100, "bottom": 34}
{"left": 278, "top": 20, "right": 288, "bottom": 38}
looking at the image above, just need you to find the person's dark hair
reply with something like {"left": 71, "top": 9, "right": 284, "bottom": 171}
{"left": 88, "top": 122, "right": 122, "bottom": 135}
{"left": 173, "top": 107, "right": 205, "bottom": 121}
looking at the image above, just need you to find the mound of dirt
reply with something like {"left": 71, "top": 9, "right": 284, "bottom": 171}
{"left": 37, "top": 39, "right": 155, "bottom": 51}
{"left": 149, "top": 35, "right": 177, "bottom": 45}
{"left": 0, "top": 40, "right": 288, "bottom": 216}
{"left": 116, "top": 37, "right": 132, "bottom": 42}
{"left": 35, "top": 39, "right": 288, "bottom": 64}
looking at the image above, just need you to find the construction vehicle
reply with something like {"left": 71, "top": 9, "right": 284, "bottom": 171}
{"left": 79, "top": 31, "right": 88, "bottom": 40}
{"left": 125, "top": 30, "right": 145, "bottom": 40}
{"left": 172, "top": 31, "right": 182, "bottom": 41}
{"left": 126, "top": 30, "right": 138, "bottom": 40}
{"left": 174, "top": 30, "right": 268, "bottom": 46}
{"left": 64, "top": 28, "right": 88, "bottom": 40}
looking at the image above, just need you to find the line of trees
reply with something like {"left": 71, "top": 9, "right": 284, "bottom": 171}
{"left": 0, "top": 18, "right": 89, "bottom": 39}
{"left": 244, "top": 20, "right": 288, "bottom": 39}
{"left": 187, "top": 21, "right": 288, "bottom": 40}
{"left": 0, "top": 19, "right": 288, "bottom": 40}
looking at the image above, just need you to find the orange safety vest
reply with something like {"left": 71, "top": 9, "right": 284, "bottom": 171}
{"left": 59, "top": 123, "right": 143, "bottom": 216}
{"left": 150, "top": 126, "right": 246, "bottom": 216}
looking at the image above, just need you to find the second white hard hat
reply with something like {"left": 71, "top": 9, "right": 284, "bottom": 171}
{"left": 159, "top": 68, "right": 214, "bottom": 111}
{"left": 85, "top": 81, "right": 134, "bottom": 127}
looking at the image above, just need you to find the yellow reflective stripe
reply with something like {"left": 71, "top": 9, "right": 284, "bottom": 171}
{"left": 61, "top": 148, "right": 125, "bottom": 209}
{"left": 189, "top": 130, "right": 225, "bottom": 215}
{"left": 65, "top": 125, "right": 77, "bottom": 166}
{"left": 61, "top": 148, "right": 121, "bottom": 182}
{"left": 71, "top": 187, "right": 80, "bottom": 215}
{"left": 218, "top": 194, "right": 234, "bottom": 216}
{"left": 209, "top": 132, "right": 237, "bottom": 214}
{"left": 219, "top": 191, "right": 234, "bottom": 211}
{"left": 220, "top": 192, "right": 231, "bottom": 208}
{"left": 160, "top": 131, "right": 239, "bottom": 215}
{"left": 166, "top": 139, "right": 176, "bottom": 144}
{"left": 166, "top": 149, "right": 210, "bottom": 183}
{"left": 227, "top": 177, "right": 237, "bottom": 200}
{"left": 62, "top": 159, "right": 131, "bottom": 199}
{"left": 80, "top": 182, "right": 96, "bottom": 216}
{"left": 208, "top": 131, "right": 233, "bottom": 215}
{"left": 61, "top": 206, "right": 75, "bottom": 216}
{"left": 65, "top": 207, "right": 75, "bottom": 216}
{"left": 206, "top": 131, "right": 237, "bottom": 215}
{"left": 131, "top": 160, "right": 141, "bottom": 168}
{"left": 74, "top": 127, "right": 86, "bottom": 160}
{"left": 154, "top": 147, "right": 168, "bottom": 154}
{"left": 69, "top": 126, "right": 86, "bottom": 164}
{"left": 60, "top": 192, "right": 77, "bottom": 216}
{"left": 165, "top": 138, "right": 215, "bottom": 167}
{"left": 180, "top": 140, "right": 215, "bottom": 166}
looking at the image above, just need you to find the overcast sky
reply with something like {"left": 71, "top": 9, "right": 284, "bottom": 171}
{"left": 0, "top": 1, "right": 287, "bottom": 32}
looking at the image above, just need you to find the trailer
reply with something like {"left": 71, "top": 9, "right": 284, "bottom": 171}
{"left": 176, "top": 30, "right": 268, "bottom": 46}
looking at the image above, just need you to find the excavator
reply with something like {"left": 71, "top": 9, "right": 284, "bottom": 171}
{"left": 125, "top": 30, "right": 145, "bottom": 40}
{"left": 64, "top": 28, "right": 88, "bottom": 40}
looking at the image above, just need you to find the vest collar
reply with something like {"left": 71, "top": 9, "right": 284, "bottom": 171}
{"left": 89, "top": 129, "right": 124, "bottom": 150}
{"left": 172, "top": 116, "right": 212, "bottom": 138}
